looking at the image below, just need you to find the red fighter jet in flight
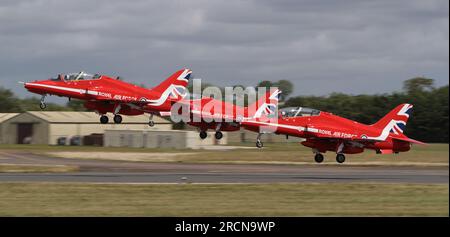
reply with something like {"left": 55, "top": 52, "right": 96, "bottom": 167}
{"left": 22, "top": 69, "right": 192, "bottom": 126}
{"left": 172, "top": 89, "right": 281, "bottom": 140}
{"left": 242, "top": 103, "right": 425, "bottom": 163}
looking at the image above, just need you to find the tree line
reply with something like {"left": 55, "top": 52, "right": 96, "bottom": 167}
{"left": 282, "top": 78, "right": 448, "bottom": 143}
{"left": 0, "top": 77, "right": 447, "bottom": 142}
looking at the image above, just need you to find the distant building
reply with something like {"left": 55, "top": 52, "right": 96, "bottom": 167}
{"left": 0, "top": 111, "right": 172, "bottom": 145}
{"left": 0, "top": 111, "right": 296, "bottom": 147}
{"left": 0, "top": 113, "right": 19, "bottom": 144}
{"left": 104, "top": 130, "right": 227, "bottom": 149}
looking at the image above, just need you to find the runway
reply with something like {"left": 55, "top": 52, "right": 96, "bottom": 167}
{"left": 0, "top": 151, "right": 448, "bottom": 184}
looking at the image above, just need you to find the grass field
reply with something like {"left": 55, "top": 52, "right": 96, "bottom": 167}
{"left": 1, "top": 143, "right": 446, "bottom": 166}
{"left": 0, "top": 182, "right": 447, "bottom": 216}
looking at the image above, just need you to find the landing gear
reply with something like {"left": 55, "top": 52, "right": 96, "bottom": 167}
{"left": 39, "top": 102, "right": 46, "bottom": 110}
{"left": 256, "top": 133, "right": 263, "bottom": 148}
{"left": 148, "top": 114, "right": 154, "bottom": 127}
{"left": 100, "top": 115, "right": 109, "bottom": 124}
{"left": 199, "top": 131, "right": 208, "bottom": 140}
{"left": 215, "top": 131, "right": 223, "bottom": 140}
{"left": 256, "top": 140, "right": 264, "bottom": 148}
{"left": 314, "top": 153, "right": 324, "bottom": 163}
{"left": 113, "top": 114, "right": 122, "bottom": 124}
{"left": 39, "top": 95, "right": 46, "bottom": 110}
{"left": 214, "top": 123, "right": 223, "bottom": 140}
{"left": 336, "top": 154, "right": 346, "bottom": 163}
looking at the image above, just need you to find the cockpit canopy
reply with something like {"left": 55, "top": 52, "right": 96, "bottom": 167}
{"left": 64, "top": 72, "right": 101, "bottom": 80}
{"left": 51, "top": 71, "right": 101, "bottom": 81}
{"left": 280, "top": 107, "right": 321, "bottom": 117}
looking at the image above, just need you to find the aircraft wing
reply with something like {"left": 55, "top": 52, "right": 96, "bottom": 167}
{"left": 300, "top": 128, "right": 386, "bottom": 144}
{"left": 306, "top": 131, "right": 426, "bottom": 145}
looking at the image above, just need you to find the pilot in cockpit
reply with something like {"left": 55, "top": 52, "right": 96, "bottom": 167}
{"left": 280, "top": 107, "right": 321, "bottom": 118}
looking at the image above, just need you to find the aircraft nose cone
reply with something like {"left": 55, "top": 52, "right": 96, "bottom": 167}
{"left": 23, "top": 82, "right": 40, "bottom": 91}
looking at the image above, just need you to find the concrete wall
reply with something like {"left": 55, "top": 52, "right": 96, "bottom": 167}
{"left": 48, "top": 123, "right": 172, "bottom": 145}
{"left": 0, "top": 124, "right": 4, "bottom": 144}
{"left": 104, "top": 130, "right": 228, "bottom": 149}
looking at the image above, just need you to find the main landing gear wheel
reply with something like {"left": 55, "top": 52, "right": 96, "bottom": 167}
{"left": 256, "top": 140, "right": 264, "bottom": 148}
{"left": 199, "top": 131, "right": 207, "bottom": 140}
{"left": 113, "top": 114, "right": 122, "bottom": 124}
{"left": 100, "top": 115, "right": 109, "bottom": 124}
{"left": 39, "top": 102, "right": 46, "bottom": 110}
{"left": 314, "top": 153, "right": 324, "bottom": 163}
{"left": 214, "top": 131, "right": 223, "bottom": 140}
{"left": 336, "top": 154, "right": 346, "bottom": 163}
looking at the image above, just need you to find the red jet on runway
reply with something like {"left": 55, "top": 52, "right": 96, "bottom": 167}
{"left": 173, "top": 89, "right": 281, "bottom": 140}
{"left": 23, "top": 69, "right": 192, "bottom": 126}
{"left": 242, "top": 103, "right": 425, "bottom": 163}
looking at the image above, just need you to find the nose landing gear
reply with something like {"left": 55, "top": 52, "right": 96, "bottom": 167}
{"left": 39, "top": 95, "right": 47, "bottom": 110}
{"left": 148, "top": 114, "right": 155, "bottom": 127}
{"left": 256, "top": 133, "right": 264, "bottom": 148}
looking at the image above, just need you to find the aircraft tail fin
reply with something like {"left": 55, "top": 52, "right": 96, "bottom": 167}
{"left": 371, "top": 103, "right": 413, "bottom": 135}
{"left": 151, "top": 68, "right": 192, "bottom": 97}
{"left": 250, "top": 88, "right": 282, "bottom": 119}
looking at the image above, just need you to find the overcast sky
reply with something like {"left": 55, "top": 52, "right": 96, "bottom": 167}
{"left": 0, "top": 0, "right": 448, "bottom": 103}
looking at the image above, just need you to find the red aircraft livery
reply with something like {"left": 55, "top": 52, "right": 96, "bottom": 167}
{"left": 172, "top": 89, "right": 282, "bottom": 140}
{"left": 23, "top": 69, "right": 192, "bottom": 126}
{"left": 241, "top": 103, "right": 425, "bottom": 163}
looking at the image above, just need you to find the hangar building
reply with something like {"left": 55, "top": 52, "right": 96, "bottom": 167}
{"left": 0, "top": 111, "right": 172, "bottom": 145}
{"left": 0, "top": 113, "right": 19, "bottom": 144}
{"left": 104, "top": 130, "right": 227, "bottom": 149}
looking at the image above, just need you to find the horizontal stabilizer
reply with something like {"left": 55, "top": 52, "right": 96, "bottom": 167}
{"left": 393, "top": 137, "right": 427, "bottom": 145}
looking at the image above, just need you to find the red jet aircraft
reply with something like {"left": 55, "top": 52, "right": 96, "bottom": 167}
{"left": 23, "top": 69, "right": 192, "bottom": 126}
{"left": 242, "top": 103, "right": 425, "bottom": 163}
{"left": 172, "top": 89, "right": 281, "bottom": 140}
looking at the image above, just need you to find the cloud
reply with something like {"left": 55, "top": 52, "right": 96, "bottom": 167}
{"left": 0, "top": 0, "right": 448, "bottom": 103}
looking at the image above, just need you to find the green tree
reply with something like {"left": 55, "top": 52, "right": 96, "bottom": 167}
{"left": 403, "top": 77, "right": 434, "bottom": 94}
{"left": 19, "top": 97, "right": 67, "bottom": 111}
{"left": 0, "top": 87, "right": 21, "bottom": 112}
{"left": 276, "top": 80, "right": 294, "bottom": 101}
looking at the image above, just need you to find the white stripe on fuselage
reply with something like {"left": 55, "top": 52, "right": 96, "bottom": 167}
{"left": 26, "top": 83, "right": 88, "bottom": 94}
